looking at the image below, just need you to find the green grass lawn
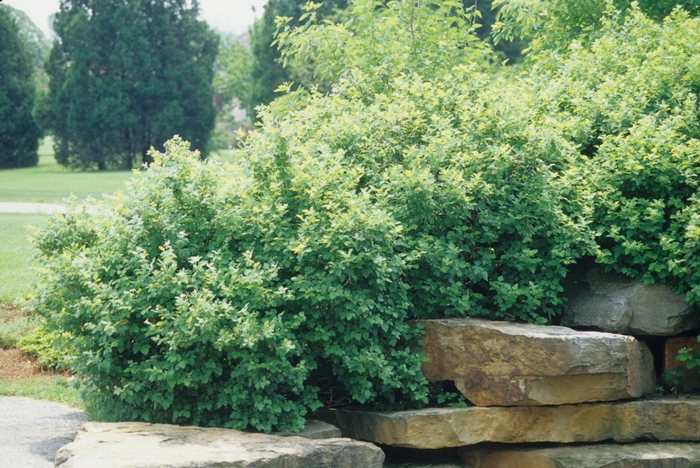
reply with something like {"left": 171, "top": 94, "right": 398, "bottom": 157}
{"left": 0, "top": 139, "right": 238, "bottom": 204}
{"left": 0, "top": 138, "right": 137, "bottom": 204}
{"left": 0, "top": 213, "right": 47, "bottom": 303}
{"left": 0, "top": 377, "right": 82, "bottom": 407}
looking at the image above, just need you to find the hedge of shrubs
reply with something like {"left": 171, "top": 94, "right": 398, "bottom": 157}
{"left": 31, "top": 2, "right": 700, "bottom": 431}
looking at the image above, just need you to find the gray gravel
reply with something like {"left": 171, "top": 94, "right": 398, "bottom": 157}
{"left": 0, "top": 396, "right": 85, "bottom": 467}
{"left": 0, "top": 202, "right": 66, "bottom": 214}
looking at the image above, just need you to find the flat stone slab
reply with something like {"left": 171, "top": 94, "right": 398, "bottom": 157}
{"left": 419, "top": 318, "right": 655, "bottom": 406}
{"left": 316, "top": 397, "right": 700, "bottom": 449}
{"left": 459, "top": 442, "right": 700, "bottom": 468}
{"left": 54, "top": 422, "right": 384, "bottom": 468}
{"left": 562, "top": 267, "right": 699, "bottom": 336}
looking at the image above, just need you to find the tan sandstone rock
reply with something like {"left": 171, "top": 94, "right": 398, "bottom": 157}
{"left": 459, "top": 442, "right": 700, "bottom": 468}
{"left": 54, "top": 421, "right": 384, "bottom": 468}
{"left": 315, "top": 397, "right": 700, "bottom": 449}
{"left": 419, "top": 318, "right": 655, "bottom": 406}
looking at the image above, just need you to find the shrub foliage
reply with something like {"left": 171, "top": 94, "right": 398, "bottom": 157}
{"left": 32, "top": 1, "right": 700, "bottom": 430}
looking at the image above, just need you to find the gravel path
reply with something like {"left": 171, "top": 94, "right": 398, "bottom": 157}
{"left": 0, "top": 202, "right": 66, "bottom": 214}
{"left": 0, "top": 397, "right": 85, "bottom": 467}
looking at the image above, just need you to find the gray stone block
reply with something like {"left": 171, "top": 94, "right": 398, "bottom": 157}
{"left": 562, "top": 267, "right": 699, "bottom": 336}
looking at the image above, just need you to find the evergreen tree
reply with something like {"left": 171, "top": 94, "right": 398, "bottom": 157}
{"left": 43, "top": 0, "right": 219, "bottom": 170}
{"left": 0, "top": 6, "right": 41, "bottom": 168}
{"left": 1, "top": 5, "right": 51, "bottom": 72}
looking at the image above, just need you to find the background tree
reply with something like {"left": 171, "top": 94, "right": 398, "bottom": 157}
{"left": 210, "top": 35, "right": 255, "bottom": 150}
{"left": 1, "top": 5, "right": 51, "bottom": 72}
{"left": 43, "top": 0, "right": 219, "bottom": 170}
{"left": 0, "top": 5, "right": 41, "bottom": 168}
{"left": 3, "top": 5, "right": 52, "bottom": 140}
{"left": 247, "top": 0, "right": 349, "bottom": 111}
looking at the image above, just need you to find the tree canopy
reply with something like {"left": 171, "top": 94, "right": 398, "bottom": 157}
{"left": 42, "top": 0, "right": 219, "bottom": 170}
{"left": 0, "top": 5, "right": 41, "bottom": 168}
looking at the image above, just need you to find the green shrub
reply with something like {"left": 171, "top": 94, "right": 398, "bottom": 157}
{"left": 33, "top": 137, "right": 429, "bottom": 431}
{"left": 18, "top": 325, "right": 71, "bottom": 370}
{"left": 32, "top": 73, "right": 593, "bottom": 428}
{"left": 31, "top": 1, "right": 700, "bottom": 430}
{"left": 538, "top": 9, "right": 700, "bottom": 297}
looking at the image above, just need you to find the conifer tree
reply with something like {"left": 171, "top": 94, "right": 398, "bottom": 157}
{"left": 0, "top": 6, "right": 41, "bottom": 168}
{"left": 44, "top": 0, "right": 219, "bottom": 169}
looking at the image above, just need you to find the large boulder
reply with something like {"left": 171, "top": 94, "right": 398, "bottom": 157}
{"left": 561, "top": 267, "right": 699, "bottom": 336}
{"left": 419, "top": 318, "right": 655, "bottom": 406}
{"left": 315, "top": 397, "right": 700, "bottom": 449}
{"left": 54, "top": 422, "right": 384, "bottom": 468}
{"left": 459, "top": 442, "right": 700, "bottom": 468}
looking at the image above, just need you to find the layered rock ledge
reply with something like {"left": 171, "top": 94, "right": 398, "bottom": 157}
{"left": 459, "top": 442, "right": 700, "bottom": 468}
{"left": 419, "top": 318, "right": 655, "bottom": 406}
{"left": 55, "top": 422, "right": 384, "bottom": 468}
{"left": 316, "top": 397, "right": 700, "bottom": 449}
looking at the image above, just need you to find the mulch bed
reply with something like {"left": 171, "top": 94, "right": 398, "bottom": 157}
{"left": 0, "top": 303, "right": 71, "bottom": 381}
{"left": 0, "top": 348, "right": 44, "bottom": 381}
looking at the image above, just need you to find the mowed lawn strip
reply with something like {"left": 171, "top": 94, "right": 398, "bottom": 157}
{"left": 0, "top": 376, "right": 82, "bottom": 407}
{"left": 0, "top": 138, "right": 136, "bottom": 204}
{"left": 0, "top": 213, "right": 47, "bottom": 303}
{"left": 0, "top": 138, "right": 239, "bottom": 204}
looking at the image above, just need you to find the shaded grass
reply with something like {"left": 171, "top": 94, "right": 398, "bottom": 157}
{"left": 0, "top": 213, "right": 47, "bottom": 303}
{"left": 0, "top": 137, "right": 137, "bottom": 203}
{"left": 0, "top": 376, "right": 82, "bottom": 407}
